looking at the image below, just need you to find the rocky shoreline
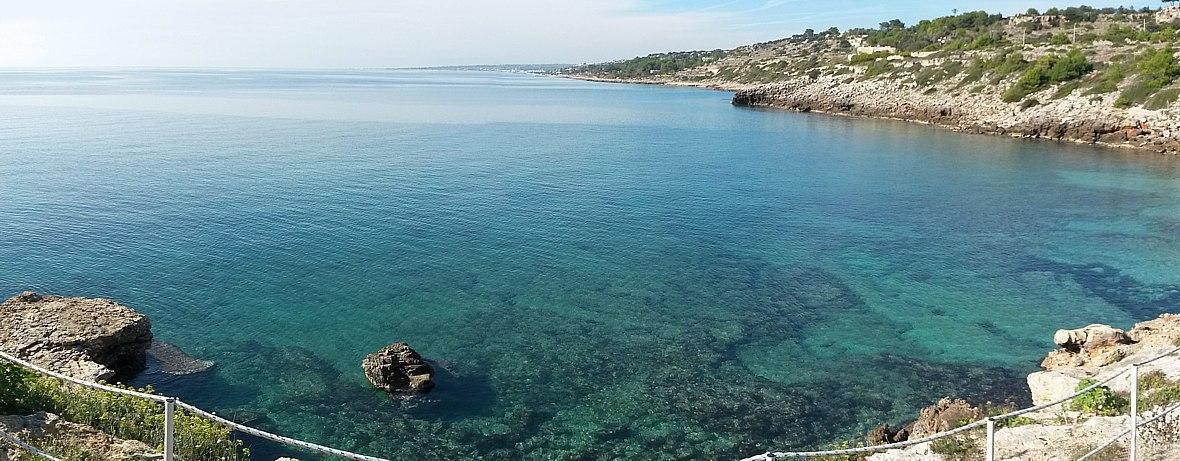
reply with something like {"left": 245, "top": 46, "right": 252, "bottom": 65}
{"left": 0, "top": 292, "right": 153, "bottom": 382}
{"left": 564, "top": 72, "right": 1180, "bottom": 155}
{"left": 730, "top": 76, "right": 1180, "bottom": 155}
{"left": 856, "top": 314, "right": 1180, "bottom": 460}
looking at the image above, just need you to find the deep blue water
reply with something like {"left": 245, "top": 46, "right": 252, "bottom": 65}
{"left": 1, "top": 69, "right": 1178, "bottom": 460}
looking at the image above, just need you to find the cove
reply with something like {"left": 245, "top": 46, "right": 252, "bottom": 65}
{"left": 0, "top": 69, "right": 1178, "bottom": 459}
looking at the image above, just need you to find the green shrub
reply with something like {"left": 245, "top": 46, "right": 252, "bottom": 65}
{"left": 862, "top": 60, "right": 894, "bottom": 78}
{"left": 0, "top": 363, "right": 248, "bottom": 460}
{"left": 930, "top": 436, "right": 977, "bottom": 459}
{"left": 1068, "top": 378, "right": 1129, "bottom": 416}
{"left": 986, "top": 404, "right": 1037, "bottom": 428}
{"left": 1054, "top": 80, "right": 1082, "bottom": 99}
{"left": 1146, "top": 88, "right": 1180, "bottom": 109}
{"left": 1087, "top": 63, "right": 1127, "bottom": 95}
{"left": 1138, "top": 370, "right": 1180, "bottom": 408}
{"left": 1116, "top": 47, "right": 1180, "bottom": 108}
{"left": 850, "top": 51, "right": 892, "bottom": 65}
{"left": 1003, "top": 49, "right": 1093, "bottom": 102}
{"left": 1050, "top": 33, "right": 1071, "bottom": 45}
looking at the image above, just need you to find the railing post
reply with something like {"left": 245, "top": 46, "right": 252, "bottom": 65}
{"left": 986, "top": 418, "right": 995, "bottom": 461}
{"left": 1130, "top": 364, "right": 1138, "bottom": 461}
{"left": 164, "top": 397, "right": 176, "bottom": 461}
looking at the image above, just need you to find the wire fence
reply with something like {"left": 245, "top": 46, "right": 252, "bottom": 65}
{"left": 0, "top": 350, "right": 389, "bottom": 461}
{"left": 741, "top": 345, "right": 1180, "bottom": 461}
{"left": 4, "top": 347, "right": 1180, "bottom": 460}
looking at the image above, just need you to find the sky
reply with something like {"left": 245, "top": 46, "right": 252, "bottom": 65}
{"left": 0, "top": 0, "right": 1147, "bottom": 68}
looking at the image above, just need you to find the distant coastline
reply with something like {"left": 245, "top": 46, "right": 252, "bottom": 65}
{"left": 558, "top": 6, "right": 1180, "bottom": 155}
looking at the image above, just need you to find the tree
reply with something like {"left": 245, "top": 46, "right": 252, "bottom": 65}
{"left": 1027, "top": 8, "right": 1040, "bottom": 16}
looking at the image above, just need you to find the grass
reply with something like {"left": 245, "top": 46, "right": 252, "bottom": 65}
{"left": 986, "top": 404, "right": 1036, "bottom": 429}
{"left": 0, "top": 362, "right": 248, "bottom": 461}
{"left": 1138, "top": 370, "right": 1180, "bottom": 409}
{"left": 1053, "top": 80, "right": 1082, "bottom": 99}
{"left": 930, "top": 435, "right": 978, "bottom": 460}
{"left": 1145, "top": 88, "right": 1180, "bottom": 110}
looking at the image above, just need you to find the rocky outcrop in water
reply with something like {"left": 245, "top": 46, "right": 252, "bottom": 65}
{"left": 145, "top": 340, "right": 215, "bottom": 376}
{"left": 362, "top": 342, "right": 434, "bottom": 395}
{"left": 0, "top": 292, "right": 152, "bottom": 382}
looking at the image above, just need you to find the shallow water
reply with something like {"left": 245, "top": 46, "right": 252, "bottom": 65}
{"left": 1, "top": 69, "right": 1178, "bottom": 459}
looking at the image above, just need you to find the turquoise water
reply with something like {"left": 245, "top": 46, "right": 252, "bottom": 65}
{"left": 1, "top": 69, "right": 1178, "bottom": 459}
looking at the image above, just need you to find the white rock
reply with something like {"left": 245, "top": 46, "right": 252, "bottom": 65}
{"left": 1028, "top": 371, "right": 1082, "bottom": 408}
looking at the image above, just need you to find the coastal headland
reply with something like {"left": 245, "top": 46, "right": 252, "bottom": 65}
{"left": 560, "top": 6, "right": 1180, "bottom": 154}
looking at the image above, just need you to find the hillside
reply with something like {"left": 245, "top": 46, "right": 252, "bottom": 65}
{"left": 560, "top": 6, "right": 1180, "bottom": 153}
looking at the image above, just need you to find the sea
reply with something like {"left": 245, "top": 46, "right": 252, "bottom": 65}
{"left": 1, "top": 69, "right": 1178, "bottom": 459}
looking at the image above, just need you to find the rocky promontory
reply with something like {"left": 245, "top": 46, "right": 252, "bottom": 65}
{"left": 0, "top": 292, "right": 152, "bottom": 382}
{"left": 564, "top": 7, "right": 1180, "bottom": 155}
{"left": 730, "top": 77, "right": 1180, "bottom": 154}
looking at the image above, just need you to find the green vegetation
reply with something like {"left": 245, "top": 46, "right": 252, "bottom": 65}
{"left": 1002, "top": 49, "right": 1093, "bottom": 102}
{"left": 862, "top": 60, "right": 894, "bottom": 78}
{"left": 1147, "top": 88, "right": 1180, "bottom": 109}
{"left": 849, "top": 51, "right": 892, "bottom": 65}
{"left": 0, "top": 363, "right": 248, "bottom": 461}
{"left": 570, "top": 50, "right": 727, "bottom": 79}
{"left": 930, "top": 435, "right": 978, "bottom": 459}
{"left": 1137, "top": 370, "right": 1180, "bottom": 408}
{"left": 985, "top": 404, "right": 1037, "bottom": 429}
{"left": 866, "top": 11, "right": 1004, "bottom": 52}
{"left": 1086, "top": 62, "right": 1128, "bottom": 95}
{"left": 1117, "top": 47, "right": 1180, "bottom": 108}
{"left": 1068, "top": 378, "right": 1130, "bottom": 416}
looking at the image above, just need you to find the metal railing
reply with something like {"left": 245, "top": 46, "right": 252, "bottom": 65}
{"left": 742, "top": 345, "right": 1180, "bottom": 461}
{"left": 6, "top": 346, "right": 1180, "bottom": 461}
{"left": 0, "top": 350, "right": 389, "bottom": 461}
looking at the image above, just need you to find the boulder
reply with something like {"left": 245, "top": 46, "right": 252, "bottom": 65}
{"left": 0, "top": 292, "right": 152, "bottom": 382}
{"left": 1042, "top": 324, "right": 1133, "bottom": 370}
{"left": 907, "top": 398, "right": 984, "bottom": 439}
{"left": 362, "top": 342, "right": 434, "bottom": 395}
{"left": 866, "top": 423, "right": 909, "bottom": 445}
{"left": 1027, "top": 370, "right": 1082, "bottom": 408}
{"left": 0, "top": 412, "right": 158, "bottom": 460}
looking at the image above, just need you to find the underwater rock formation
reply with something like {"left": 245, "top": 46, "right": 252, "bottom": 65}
{"left": 0, "top": 292, "right": 152, "bottom": 381}
{"left": 362, "top": 342, "right": 435, "bottom": 395}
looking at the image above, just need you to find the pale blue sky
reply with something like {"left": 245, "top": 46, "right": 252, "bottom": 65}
{"left": 0, "top": 1, "right": 1144, "bottom": 68}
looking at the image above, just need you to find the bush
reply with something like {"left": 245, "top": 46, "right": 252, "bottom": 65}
{"left": 862, "top": 60, "right": 894, "bottom": 78}
{"left": 0, "top": 363, "right": 249, "bottom": 460}
{"left": 1146, "top": 88, "right": 1180, "bottom": 109}
{"left": 1068, "top": 378, "right": 1129, "bottom": 416}
{"left": 850, "top": 51, "right": 892, "bottom": 65}
{"left": 1003, "top": 49, "right": 1093, "bottom": 102}
{"left": 1116, "top": 47, "right": 1180, "bottom": 108}
{"left": 931, "top": 436, "right": 977, "bottom": 459}
{"left": 1087, "top": 63, "right": 1127, "bottom": 95}
{"left": 1138, "top": 370, "right": 1180, "bottom": 408}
